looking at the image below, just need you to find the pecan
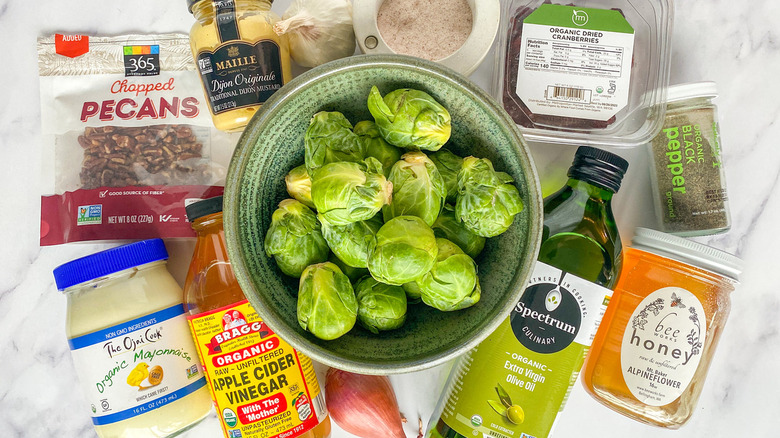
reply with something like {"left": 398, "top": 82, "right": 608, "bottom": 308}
{"left": 78, "top": 124, "right": 211, "bottom": 189}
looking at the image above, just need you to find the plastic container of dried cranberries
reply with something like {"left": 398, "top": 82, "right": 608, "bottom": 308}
{"left": 493, "top": 0, "right": 673, "bottom": 147}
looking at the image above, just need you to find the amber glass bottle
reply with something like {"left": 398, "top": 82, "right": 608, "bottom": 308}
{"left": 184, "top": 196, "right": 331, "bottom": 438}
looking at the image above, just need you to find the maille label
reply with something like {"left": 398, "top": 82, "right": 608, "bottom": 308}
{"left": 196, "top": 40, "right": 284, "bottom": 115}
{"left": 214, "top": 0, "right": 240, "bottom": 42}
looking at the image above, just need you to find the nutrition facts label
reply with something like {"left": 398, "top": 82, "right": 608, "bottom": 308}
{"left": 524, "top": 39, "right": 625, "bottom": 78}
{"left": 514, "top": 5, "right": 635, "bottom": 121}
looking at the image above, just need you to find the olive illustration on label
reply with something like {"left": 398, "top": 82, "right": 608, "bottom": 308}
{"left": 488, "top": 383, "right": 525, "bottom": 424}
{"left": 506, "top": 405, "right": 525, "bottom": 425}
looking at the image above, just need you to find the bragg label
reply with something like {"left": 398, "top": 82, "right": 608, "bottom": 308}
{"left": 188, "top": 300, "right": 325, "bottom": 438}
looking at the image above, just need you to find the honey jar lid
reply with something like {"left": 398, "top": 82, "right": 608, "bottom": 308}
{"left": 632, "top": 228, "right": 742, "bottom": 282}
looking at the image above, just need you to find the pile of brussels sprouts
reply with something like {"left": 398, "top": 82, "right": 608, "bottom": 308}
{"left": 265, "top": 86, "right": 524, "bottom": 340}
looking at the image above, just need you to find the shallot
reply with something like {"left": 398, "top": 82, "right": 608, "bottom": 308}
{"left": 325, "top": 368, "right": 406, "bottom": 438}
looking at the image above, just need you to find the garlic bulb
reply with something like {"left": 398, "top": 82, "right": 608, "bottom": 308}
{"left": 274, "top": 0, "right": 356, "bottom": 68}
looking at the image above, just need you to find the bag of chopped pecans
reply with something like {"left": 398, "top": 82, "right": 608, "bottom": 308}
{"left": 38, "top": 34, "right": 238, "bottom": 245}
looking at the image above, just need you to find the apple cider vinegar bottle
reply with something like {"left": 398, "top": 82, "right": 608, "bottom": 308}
{"left": 183, "top": 196, "right": 331, "bottom": 438}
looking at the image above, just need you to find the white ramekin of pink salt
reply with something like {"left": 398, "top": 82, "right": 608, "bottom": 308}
{"left": 353, "top": 0, "right": 500, "bottom": 76}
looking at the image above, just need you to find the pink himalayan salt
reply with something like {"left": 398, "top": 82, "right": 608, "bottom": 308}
{"left": 377, "top": 0, "right": 474, "bottom": 61}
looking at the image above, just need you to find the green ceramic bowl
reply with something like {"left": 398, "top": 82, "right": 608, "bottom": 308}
{"left": 224, "top": 54, "right": 543, "bottom": 375}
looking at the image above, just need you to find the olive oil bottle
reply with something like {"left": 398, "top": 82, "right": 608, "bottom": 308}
{"left": 426, "top": 146, "right": 628, "bottom": 438}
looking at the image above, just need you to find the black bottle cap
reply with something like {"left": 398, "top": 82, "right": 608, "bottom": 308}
{"left": 185, "top": 196, "right": 224, "bottom": 222}
{"left": 567, "top": 146, "right": 629, "bottom": 193}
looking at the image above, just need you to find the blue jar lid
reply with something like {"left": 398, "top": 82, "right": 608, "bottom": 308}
{"left": 53, "top": 239, "right": 169, "bottom": 291}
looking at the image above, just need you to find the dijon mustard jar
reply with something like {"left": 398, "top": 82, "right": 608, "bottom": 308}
{"left": 54, "top": 239, "right": 212, "bottom": 437}
{"left": 187, "top": 0, "right": 293, "bottom": 132}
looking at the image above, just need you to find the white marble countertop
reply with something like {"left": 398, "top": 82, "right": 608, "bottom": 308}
{"left": 2, "top": 0, "right": 778, "bottom": 437}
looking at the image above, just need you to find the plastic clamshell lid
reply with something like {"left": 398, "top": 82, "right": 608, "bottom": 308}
{"left": 631, "top": 228, "right": 743, "bottom": 282}
{"left": 492, "top": 0, "right": 674, "bottom": 148}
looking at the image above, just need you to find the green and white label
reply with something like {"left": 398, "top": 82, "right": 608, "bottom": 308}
{"left": 515, "top": 5, "right": 635, "bottom": 121}
{"left": 433, "top": 262, "right": 613, "bottom": 438}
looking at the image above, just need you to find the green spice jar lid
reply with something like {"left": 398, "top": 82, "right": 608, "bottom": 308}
{"left": 666, "top": 81, "right": 718, "bottom": 105}
{"left": 632, "top": 227, "right": 742, "bottom": 282}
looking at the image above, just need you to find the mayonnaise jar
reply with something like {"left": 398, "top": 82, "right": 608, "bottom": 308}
{"left": 54, "top": 239, "right": 212, "bottom": 437}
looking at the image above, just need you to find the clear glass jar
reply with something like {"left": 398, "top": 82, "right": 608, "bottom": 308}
{"left": 582, "top": 228, "right": 742, "bottom": 428}
{"left": 188, "top": 0, "right": 292, "bottom": 132}
{"left": 54, "top": 239, "right": 213, "bottom": 438}
{"left": 647, "top": 82, "right": 731, "bottom": 236}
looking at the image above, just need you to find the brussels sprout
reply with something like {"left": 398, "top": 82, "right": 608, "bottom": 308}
{"left": 297, "top": 262, "right": 358, "bottom": 340}
{"left": 355, "top": 277, "right": 408, "bottom": 333}
{"left": 285, "top": 165, "right": 315, "bottom": 209}
{"left": 455, "top": 157, "right": 524, "bottom": 238}
{"left": 264, "top": 199, "right": 329, "bottom": 277}
{"left": 367, "top": 216, "right": 438, "bottom": 285}
{"left": 432, "top": 204, "right": 486, "bottom": 259}
{"left": 367, "top": 86, "right": 451, "bottom": 151}
{"left": 401, "top": 281, "right": 422, "bottom": 303}
{"left": 311, "top": 158, "right": 393, "bottom": 226}
{"left": 320, "top": 215, "right": 382, "bottom": 269}
{"left": 383, "top": 152, "right": 446, "bottom": 226}
{"left": 429, "top": 149, "right": 463, "bottom": 203}
{"left": 304, "top": 111, "right": 365, "bottom": 173}
{"left": 354, "top": 120, "right": 402, "bottom": 176}
{"left": 417, "top": 238, "right": 481, "bottom": 311}
{"left": 328, "top": 253, "right": 369, "bottom": 283}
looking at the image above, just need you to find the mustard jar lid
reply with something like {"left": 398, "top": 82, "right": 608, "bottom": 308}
{"left": 631, "top": 228, "right": 743, "bottom": 282}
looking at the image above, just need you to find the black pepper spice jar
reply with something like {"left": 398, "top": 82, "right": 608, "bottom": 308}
{"left": 647, "top": 82, "right": 731, "bottom": 237}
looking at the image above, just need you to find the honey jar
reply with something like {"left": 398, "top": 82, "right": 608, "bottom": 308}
{"left": 582, "top": 228, "right": 742, "bottom": 428}
{"left": 187, "top": 0, "right": 292, "bottom": 131}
